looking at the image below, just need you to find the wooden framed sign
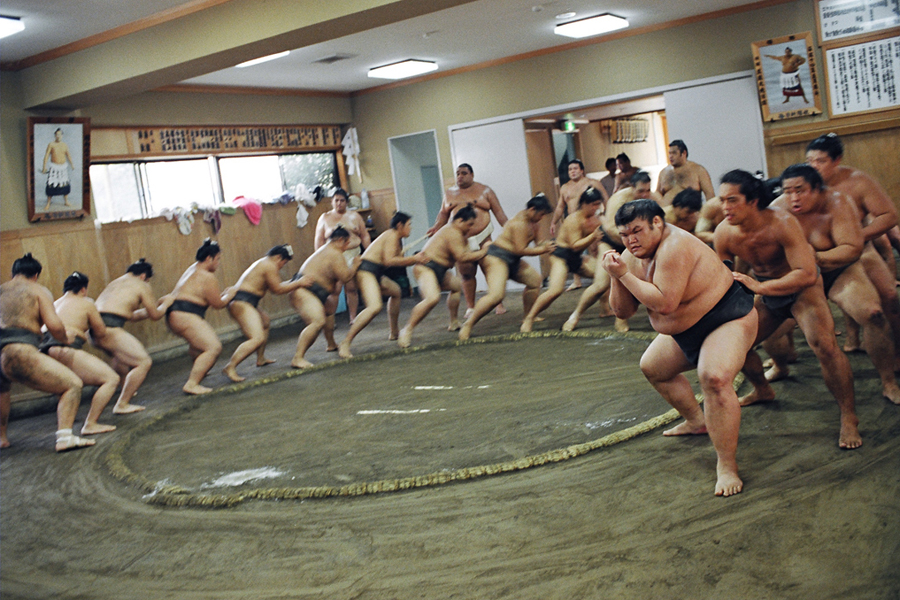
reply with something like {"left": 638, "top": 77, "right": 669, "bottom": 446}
{"left": 817, "top": 0, "right": 900, "bottom": 46}
{"left": 824, "top": 35, "right": 900, "bottom": 116}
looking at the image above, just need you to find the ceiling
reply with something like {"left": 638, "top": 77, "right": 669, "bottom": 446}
{"left": 2, "top": 0, "right": 765, "bottom": 104}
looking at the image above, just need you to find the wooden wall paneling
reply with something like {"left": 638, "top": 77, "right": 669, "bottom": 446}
{"left": 765, "top": 125, "right": 900, "bottom": 213}
{"left": 525, "top": 129, "right": 556, "bottom": 200}
{"left": 364, "top": 188, "right": 398, "bottom": 234}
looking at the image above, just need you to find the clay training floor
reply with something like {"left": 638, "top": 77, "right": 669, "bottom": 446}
{"left": 2, "top": 290, "right": 899, "bottom": 599}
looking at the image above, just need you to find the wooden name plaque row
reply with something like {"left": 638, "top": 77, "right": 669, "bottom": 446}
{"left": 124, "top": 125, "right": 343, "bottom": 155}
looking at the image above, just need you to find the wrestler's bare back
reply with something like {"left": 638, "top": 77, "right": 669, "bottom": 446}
{"left": 53, "top": 294, "right": 103, "bottom": 340}
{"left": 0, "top": 279, "right": 50, "bottom": 334}
{"left": 299, "top": 245, "right": 352, "bottom": 291}
{"left": 421, "top": 226, "right": 468, "bottom": 266}
{"left": 171, "top": 264, "right": 219, "bottom": 306}
{"left": 95, "top": 275, "right": 153, "bottom": 317}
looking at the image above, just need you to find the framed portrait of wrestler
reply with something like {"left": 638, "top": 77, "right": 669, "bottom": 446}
{"left": 752, "top": 32, "right": 823, "bottom": 121}
{"left": 27, "top": 117, "right": 91, "bottom": 222}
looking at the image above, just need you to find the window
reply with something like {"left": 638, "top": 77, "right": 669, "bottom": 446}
{"left": 90, "top": 152, "right": 338, "bottom": 223}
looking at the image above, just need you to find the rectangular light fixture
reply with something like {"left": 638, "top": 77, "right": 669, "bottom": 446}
{"left": 554, "top": 13, "right": 628, "bottom": 39}
{"left": 0, "top": 15, "right": 25, "bottom": 40}
{"left": 236, "top": 51, "right": 290, "bottom": 68}
{"left": 368, "top": 59, "right": 438, "bottom": 80}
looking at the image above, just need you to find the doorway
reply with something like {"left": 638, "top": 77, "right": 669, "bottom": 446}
{"left": 388, "top": 130, "right": 444, "bottom": 276}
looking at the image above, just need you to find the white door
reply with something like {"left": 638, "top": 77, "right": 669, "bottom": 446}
{"left": 663, "top": 75, "right": 767, "bottom": 187}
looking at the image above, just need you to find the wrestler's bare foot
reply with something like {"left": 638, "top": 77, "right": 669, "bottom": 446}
{"left": 448, "top": 320, "right": 460, "bottom": 332}
{"left": 520, "top": 318, "right": 534, "bottom": 333}
{"left": 739, "top": 387, "right": 776, "bottom": 407}
{"left": 183, "top": 383, "right": 213, "bottom": 395}
{"left": 614, "top": 318, "right": 629, "bottom": 333}
{"left": 56, "top": 434, "right": 95, "bottom": 452}
{"left": 291, "top": 358, "right": 314, "bottom": 369}
{"left": 663, "top": 421, "right": 708, "bottom": 436}
{"left": 842, "top": 342, "right": 862, "bottom": 353}
{"left": 326, "top": 345, "right": 338, "bottom": 353}
{"left": 222, "top": 365, "right": 246, "bottom": 383}
{"left": 458, "top": 322, "right": 472, "bottom": 341}
{"left": 398, "top": 327, "right": 412, "bottom": 349}
{"left": 338, "top": 341, "right": 353, "bottom": 359}
{"left": 81, "top": 422, "right": 116, "bottom": 436}
{"left": 388, "top": 332, "right": 399, "bottom": 341}
{"left": 256, "top": 357, "right": 276, "bottom": 367}
{"left": 715, "top": 466, "right": 743, "bottom": 497}
{"left": 0, "top": 439, "right": 9, "bottom": 449}
{"left": 562, "top": 315, "right": 578, "bottom": 332}
{"left": 463, "top": 308, "right": 475, "bottom": 320}
{"left": 885, "top": 383, "right": 900, "bottom": 405}
{"left": 565, "top": 281, "right": 581, "bottom": 292}
{"left": 598, "top": 305, "right": 614, "bottom": 318}
{"left": 764, "top": 364, "right": 789, "bottom": 382}
{"left": 839, "top": 418, "right": 863, "bottom": 449}
{"left": 112, "top": 402, "right": 146, "bottom": 414}
{"left": 494, "top": 303, "right": 507, "bottom": 316}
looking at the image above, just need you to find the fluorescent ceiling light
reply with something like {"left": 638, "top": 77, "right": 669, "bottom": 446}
{"left": 368, "top": 59, "right": 438, "bottom": 80}
{"left": 554, "top": 13, "right": 628, "bottom": 39}
{"left": 236, "top": 51, "right": 290, "bottom": 68}
{"left": 0, "top": 16, "right": 24, "bottom": 40}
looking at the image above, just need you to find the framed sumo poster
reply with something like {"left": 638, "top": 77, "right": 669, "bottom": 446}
{"left": 752, "top": 32, "right": 824, "bottom": 121}
{"left": 27, "top": 117, "right": 91, "bottom": 222}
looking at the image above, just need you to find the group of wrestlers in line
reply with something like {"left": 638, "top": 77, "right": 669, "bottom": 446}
{"left": 2, "top": 135, "right": 899, "bottom": 500}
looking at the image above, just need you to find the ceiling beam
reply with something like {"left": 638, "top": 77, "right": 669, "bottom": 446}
{"left": 18, "top": 0, "right": 477, "bottom": 110}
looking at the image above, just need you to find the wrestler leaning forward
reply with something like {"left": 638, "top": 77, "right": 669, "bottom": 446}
{"left": 1, "top": 254, "right": 94, "bottom": 452}
{"left": 42, "top": 271, "right": 119, "bottom": 436}
{"left": 166, "top": 240, "right": 236, "bottom": 395}
{"left": 94, "top": 258, "right": 172, "bottom": 412}
{"left": 603, "top": 201, "right": 757, "bottom": 497}
{"left": 223, "top": 244, "right": 308, "bottom": 382}
{"left": 289, "top": 227, "right": 359, "bottom": 369}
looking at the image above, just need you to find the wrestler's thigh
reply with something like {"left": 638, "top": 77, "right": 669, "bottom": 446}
{"left": 592, "top": 245, "right": 612, "bottom": 284}
{"left": 828, "top": 263, "right": 881, "bottom": 322}
{"left": 323, "top": 290, "right": 340, "bottom": 313}
{"left": 578, "top": 255, "right": 596, "bottom": 279}
{"left": 513, "top": 262, "right": 543, "bottom": 289}
{"left": 443, "top": 274, "right": 462, "bottom": 294}
{"left": 546, "top": 256, "right": 569, "bottom": 293}
{"left": 792, "top": 285, "right": 838, "bottom": 346}
{"left": 230, "top": 302, "right": 264, "bottom": 337}
{"left": 861, "top": 246, "right": 899, "bottom": 302}
{"left": 639, "top": 334, "right": 694, "bottom": 382}
{"left": 357, "top": 271, "right": 383, "bottom": 305}
{"left": 412, "top": 266, "right": 441, "bottom": 300}
{"left": 696, "top": 309, "right": 758, "bottom": 382}
{"left": 752, "top": 297, "right": 782, "bottom": 345}
{"left": 68, "top": 350, "right": 119, "bottom": 386}
{"left": 380, "top": 277, "right": 401, "bottom": 299}
{"left": 457, "top": 260, "right": 476, "bottom": 277}
{"left": 169, "top": 313, "right": 218, "bottom": 351}
{"left": 2, "top": 346, "right": 81, "bottom": 395}
{"left": 482, "top": 256, "right": 510, "bottom": 290}
{"left": 293, "top": 291, "right": 326, "bottom": 324}
{"left": 102, "top": 329, "right": 150, "bottom": 367}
